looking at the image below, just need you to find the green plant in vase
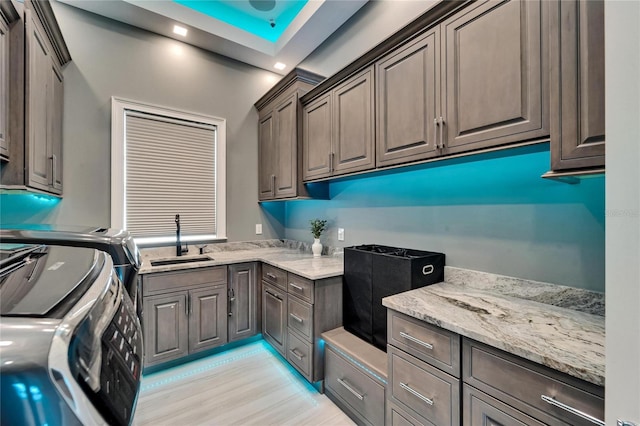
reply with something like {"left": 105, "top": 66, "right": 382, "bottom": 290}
{"left": 309, "top": 219, "right": 327, "bottom": 257}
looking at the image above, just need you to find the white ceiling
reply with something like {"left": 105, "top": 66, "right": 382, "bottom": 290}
{"left": 56, "top": 0, "right": 369, "bottom": 75}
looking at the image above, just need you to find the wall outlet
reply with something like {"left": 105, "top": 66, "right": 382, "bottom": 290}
{"left": 338, "top": 228, "right": 345, "bottom": 241}
{"left": 255, "top": 224, "right": 262, "bottom": 235}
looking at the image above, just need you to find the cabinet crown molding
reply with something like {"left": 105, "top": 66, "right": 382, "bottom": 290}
{"left": 254, "top": 68, "right": 324, "bottom": 111}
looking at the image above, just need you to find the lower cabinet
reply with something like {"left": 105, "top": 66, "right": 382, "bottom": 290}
{"left": 142, "top": 266, "right": 228, "bottom": 368}
{"left": 322, "top": 327, "right": 387, "bottom": 426}
{"left": 188, "top": 286, "right": 227, "bottom": 353}
{"left": 262, "top": 264, "right": 343, "bottom": 383}
{"left": 386, "top": 309, "right": 605, "bottom": 426}
{"left": 142, "top": 292, "right": 189, "bottom": 366}
{"left": 262, "top": 282, "right": 288, "bottom": 356}
{"left": 325, "top": 345, "right": 385, "bottom": 426}
{"left": 228, "top": 263, "right": 258, "bottom": 342}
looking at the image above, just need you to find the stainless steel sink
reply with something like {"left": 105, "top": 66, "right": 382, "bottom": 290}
{"left": 150, "top": 256, "right": 212, "bottom": 267}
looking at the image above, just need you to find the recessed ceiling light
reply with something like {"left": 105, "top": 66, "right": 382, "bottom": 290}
{"left": 274, "top": 62, "right": 286, "bottom": 70}
{"left": 173, "top": 25, "right": 188, "bottom": 37}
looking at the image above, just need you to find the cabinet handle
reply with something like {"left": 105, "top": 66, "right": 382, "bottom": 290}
{"left": 228, "top": 288, "right": 234, "bottom": 317}
{"left": 185, "top": 296, "right": 189, "bottom": 316}
{"left": 289, "top": 348, "right": 304, "bottom": 361}
{"left": 439, "top": 117, "right": 445, "bottom": 149}
{"left": 289, "top": 283, "right": 303, "bottom": 292}
{"left": 400, "top": 382, "right": 433, "bottom": 406}
{"left": 541, "top": 395, "right": 604, "bottom": 426}
{"left": 289, "top": 313, "right": 304, "bottom": 323}
{"left": 50, "top": 155, "right": 57, "bottom": 186}
{"left": 433, "top": 118, "right": 439, "bottom": 150}
{"left": 399, "top": 331, "right": 434, "bottom": 350}
{"left": 271, "top": 175, "right": 276, "bottom": 196}
{"left": 266, "top": 272, "right": 277, "bottom": 280}
{"left": 337, "top": 378, "right": 364, "bottom": 401}
{"left": 265, "top": 289, "right": 281, "bottom": 301}
{"left": 328, "top": 152, "right": 333, "bottom": 173}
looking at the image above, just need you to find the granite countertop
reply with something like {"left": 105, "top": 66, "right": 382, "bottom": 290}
{"left": 382, "top": 267, "right": 605, "bottom": 387}
{"left": 138, "top": 240, "right": 343, "bottom": 280}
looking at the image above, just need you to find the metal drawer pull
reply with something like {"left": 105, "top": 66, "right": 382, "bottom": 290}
{"left": 541, "top": 395, "right": 604, "bottom": 426}
{"left": 265, "top": 289, "right": 281, "bottom": 300}
{"left": 400, "top": 382, "right": 433, "bottom": 406}
{"left": 289, "top": 283, "right": 304, "bottom": 292}
{"left": 618, "top": 421, "right": 638, "bottom": 426}
{"left": 399, "top": 332, "right": 434, "bottom": 350}
{"left": 290, "top": 313, "right": 304, "bottom": 323}
{"left": 266, "top": 272, "right": 277, "bottom": 280}
{"left": 290, "top": 349, "right": 304, "bottom": 361}
{"left": 337, "top": 378, "right": 364, "bottom": 401}
{"left": 433, "top": 118, "right": 439, "bottom": 149}
{"left": 439, "top": 117, "right": 445, "bottom": 149}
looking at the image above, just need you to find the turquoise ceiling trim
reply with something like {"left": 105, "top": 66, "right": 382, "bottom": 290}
{"left": 174, "top": 0, "right": 308, "bottom": 42}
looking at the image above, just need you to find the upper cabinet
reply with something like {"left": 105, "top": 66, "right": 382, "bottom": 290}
{"left": 255, "top": 69, "right": 324, "bottom": 201}
{"left": 0, "top": 2, "right": 19, "bottom": 162}
{"left": 547, "top": 0, "right": 605, "bottom": 173}
{"left": 300, "top": 0, "right": 555, "bottom": 182}
{"left": 440, "top": 0, "right": 547, "bottom": 154}
{"left": 303, "top": 67, "right": 375, "bottom": 180}
{"left": 375, "top": 28, "right": 440, "bottom": 168}
{"left": 0, "top": 0, "right": 71, "bottom": 195}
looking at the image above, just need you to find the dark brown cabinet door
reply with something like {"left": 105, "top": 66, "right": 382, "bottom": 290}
{"left": 332, "top": 67, "right": 375, "bottom": 175}
{"left": 262, "top": 282, "right": 287, "bottom": 356}
{"left": 188, "top": 286, "right": 227, "bottom": 353}
{"left": 0, "top": 16, "right": 8, "bottom": 160}
{"left": 463, "top": 385, "right": 544, "bottom": 426}
{"left": 228, "top": 263, "right": 257, "bottom": 342}
{"left": 143, "top": 293, "right": 189, "bottom": 366}
{"left": 274, "top": 94, "right": 297, "bottom": 198}
{"left": 441, "top": 0, "right": 547, "bottom": 154}
{"left": 258, "top": 112, "right": 276, "bottom": 200}
{"left": 48, "top": 62, "right": 63, "bottom": 193}
{"left": 549, "top": 0, "right": 605, "bottom": 170}
{"left": 302, "top": 93, "right": 332, "bottom": 180}
{"left": 25, "top": 9, "right": 51, "bottom": 192}
{"left": 376, "top": 28, "right": 440, "bottom": 168}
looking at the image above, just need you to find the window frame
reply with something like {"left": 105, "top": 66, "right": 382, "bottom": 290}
{"left": 111, "top": 96, "right": 227, "bottom": 243}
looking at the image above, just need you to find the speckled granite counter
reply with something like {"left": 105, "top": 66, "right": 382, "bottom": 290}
{"left": 139, "top": 240, "right": 343, "bottom": 280}
{"left": 382, "top": 267, "right": 605, "bottom": 386}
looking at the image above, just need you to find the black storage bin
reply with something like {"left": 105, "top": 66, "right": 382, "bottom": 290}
{"left": 343, "top": 245, "right": 445, "bottom": 351}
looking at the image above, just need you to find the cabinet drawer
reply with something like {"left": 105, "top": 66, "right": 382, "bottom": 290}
{"left": 287, "top": 274, "right": 314, "bottom": 304}
{"left": 287, "top": 296, "right": 313, "bottom": 341}
{"left": 262, "top": 264, "right": 287, "bottom": 290}
{"left": 388, "top": 310, "right": 460, "bottom": 377}
{"left": 463, "top": 384, "right": 544, "bottom": 426}
{"left": 463, "top": 339, "right": 604, "bottom": 426}
{"left": 387, "top": 400, "right": 428, "bottom": 426}
{"left": 287, "top": 330, "right": 312, "bottom": 379}
{"left": 143, "top": 266, "right": 227, "bottom": 296}
{"left": 325, "top": 346, "right": 385, "bottom": 426}
{"left": 388, "top": 345, "right": 460, "bottom": 426}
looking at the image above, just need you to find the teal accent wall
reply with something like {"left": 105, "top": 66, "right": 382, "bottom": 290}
{"left": 283, "top": 145, "right": 606, "bottom": 292}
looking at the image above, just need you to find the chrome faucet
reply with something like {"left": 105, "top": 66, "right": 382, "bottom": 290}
{"left": 175, "top": 214, "right": 188, "bottom": 256}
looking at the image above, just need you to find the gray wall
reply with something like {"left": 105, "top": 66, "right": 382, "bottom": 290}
{"left": 15, "top": 2, "right": 285, "bottom": 240}
{"left": 299, "top": 0, "right": 438, "bottom": 76}
{"left": 604, "top": 0, "right": 640, "bottom": 422}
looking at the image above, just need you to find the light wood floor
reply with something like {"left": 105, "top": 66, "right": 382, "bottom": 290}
{"left": 134, "top": 340, "right": 356, "bottom": 426}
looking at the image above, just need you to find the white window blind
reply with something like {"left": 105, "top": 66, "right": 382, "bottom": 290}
{"left": 124, "top": 110, "right": 217, "bottom": 239}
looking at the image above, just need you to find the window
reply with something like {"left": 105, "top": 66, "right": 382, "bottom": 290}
{"left": 111, "top": 97, "right": 226, "bottom": 243}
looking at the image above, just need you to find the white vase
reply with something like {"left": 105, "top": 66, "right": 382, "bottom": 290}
{"left": 312, "top": 238, "right": 322, "bottom": 257}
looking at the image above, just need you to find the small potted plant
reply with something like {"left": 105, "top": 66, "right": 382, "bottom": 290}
{"left": 309, "top": 218, "right": 327, "bottom": 257}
